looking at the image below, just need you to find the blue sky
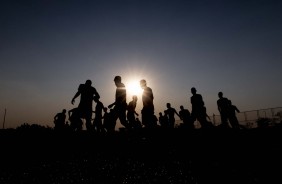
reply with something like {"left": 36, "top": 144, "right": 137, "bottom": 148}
{"left": 1, "top": 0, "right": 282, "bottom": 128}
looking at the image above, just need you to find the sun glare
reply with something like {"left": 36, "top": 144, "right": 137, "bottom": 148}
{"left": 127, "top": 80, "right": 142, "bottom": 96}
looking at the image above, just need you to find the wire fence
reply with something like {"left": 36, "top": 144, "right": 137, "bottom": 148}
{"left": 176, "top": 107, "right": 282, "bottom": 129}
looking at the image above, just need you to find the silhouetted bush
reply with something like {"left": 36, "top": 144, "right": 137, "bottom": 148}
{"left": 16, "top": 123, "right": 53, "bottom": 131}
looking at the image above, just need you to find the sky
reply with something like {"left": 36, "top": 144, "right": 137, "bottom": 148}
{"left": 1, "top": 0, "right": 282, "bottom": 129}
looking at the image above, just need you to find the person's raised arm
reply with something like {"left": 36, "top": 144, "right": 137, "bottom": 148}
{"left": 108, "top": 102, "right": 116, "bottom": 109}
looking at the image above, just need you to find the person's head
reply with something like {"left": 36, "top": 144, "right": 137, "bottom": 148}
{"left": 103, "top": 107, "right": 108, "bottom": 112}
{"left": 180, "top": 105, "right": 184, "bottom": 110}
{"left": 166, "top": 103, "right": 171, "bottom": 108}
{"left": 191, "top": 87, "right": 197, "bottom": 95}
{"left": 132, "top": 95, "right": 138, "bottom": 101}
{"left": 218, "top": 92, "right": 223, "bottom": 98}
{"left": 62, "top": 109, "right": 66, "bottom": 114}
{"left": 140, "top": 79, "right": 147, "bottom": 89}
{"left": 114, "top": 76, "right": 121, "bottom": 85}
{"left": 159, "top": 112, "right": 163, "bottom": 116}
{"left": 85, "top": 80, "right": 92, "bottom": 86}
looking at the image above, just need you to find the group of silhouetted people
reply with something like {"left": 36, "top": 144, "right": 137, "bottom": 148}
{"left": 54, "top": 77, "right": 242, "bottom": 133}
{"left": 54, "top": 77, "right": 156, "bottom": 133}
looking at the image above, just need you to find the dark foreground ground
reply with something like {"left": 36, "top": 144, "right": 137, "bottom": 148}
{"left": 0, "top": 127, "right": 282, "bottom": 184}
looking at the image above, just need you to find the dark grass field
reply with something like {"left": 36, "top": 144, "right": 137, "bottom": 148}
{"left": 1, "top": 127, "right": 282, "bottom": 184}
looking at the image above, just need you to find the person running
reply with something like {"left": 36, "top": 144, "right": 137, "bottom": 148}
{"left": 159, "top": 112, "right": 169, "bottom": 128}
{"left": 71, "top": 79, "right": 100, "bottom": 131}
{"left": 127, "top": 95, "right": 139, "bottom": 129}
{"left": 179, "top": 105, "right": 194, "bottom": 129}
{"left": 54, "top": 109, "right": 66, "bottom": 131}
{"left": 108, "top": 76, "right": 130, "bottom": 129}
{"left": 140, "top": 79, "right": 155, "bottom": 128}
{"left": 217, "top": 92, "right": 230, "bottom": 128}
{"left": 103, "top": 107, "right": 116, "bottom": 134}
{"left": 93, "top": 96, "right": 105, "bottom": 133}
{"left": 165, "top": 103, "right": 181, "bottom": 128}
{"left": 68, "top": 107, "right": 83, "bottom": 132}
{"left": 190, "top": 87, "right": 210, "bottom": 128}
{"left": 227, "top": 100, "right": 241, "bottom": 129}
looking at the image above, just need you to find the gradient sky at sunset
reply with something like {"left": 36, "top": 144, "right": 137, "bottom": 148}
{"left": 1, "top": 0, "right": 282, "bottom": 129}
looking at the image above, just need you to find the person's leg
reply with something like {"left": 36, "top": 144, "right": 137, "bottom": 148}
{"left": 119, "top": 108, "right": 129, "bottom": 129}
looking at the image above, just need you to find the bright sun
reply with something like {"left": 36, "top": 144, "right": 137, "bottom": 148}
{"left": 127, "top": 80, "right": 142, "bottom": 96}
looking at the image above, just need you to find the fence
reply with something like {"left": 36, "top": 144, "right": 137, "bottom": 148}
{"left": 176, "top": 107, "right": 282, "bottom": 129}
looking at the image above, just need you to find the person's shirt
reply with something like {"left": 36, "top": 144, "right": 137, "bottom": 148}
{"left": 228, "top": 105, "right": 240, "bottom": 117}
{"left": 115, "top": 83, "right": 126, "bottom": 105}
{"left": 179, "top": 109, "right": 191, "bottom": 121}
{"left": 142, "top": 86, "right": 154, "bottom": 108}
{"left": 166, "top": 107, "right": 177, "bottom": 120}
{"left": 191, "top": 94, "right": 204, "bottom": 110}
{"left": 78, "top": 84, "right": 99, "bottom": 106}
{"left": 217, "top": 97, "right": 229, "bottom": 113}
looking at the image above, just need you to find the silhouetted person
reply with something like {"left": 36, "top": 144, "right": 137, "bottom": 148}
{"left": 203, "top": 106, "right": 214, "bottom": 128}
{"left": 68, "top": 107, "right": 83, "bottom": 132}
{"left": 93, "top": 96, "right": 105, "bottom": 133}
{"left": 227, "top": 100, "right": 241, "bottom": 129}
{"left": 179, "top": 105, "right": 194, "bottom": 129}
{"left": 190, "top": 87, "right": 210, "bottom": 128}
{"left": 217, "top": 92, "right": 230, "bottom": 128}
{"left": 159, "top": 112, "right": 169, "bottom": 128}
{"left": 65, "top": 121, "right": 71, "bottom": 131}
{"left": 127, "top": 95, "right": 139, "bottom": 129}
{"left": 165, "top": 103, "right": 180, "bottom": 128}
{"left": 54, "top": 109, "right": 66, "bottom": 131}
{"left": 140, "top": 79, "right": 155, "bottom": 128}
{"left": 134, "top": 117, "right": 143, "bottom": 129}
{"left": 108, "top": 76, "right": 129, "bottom": 129}
{"left": 71, "top": 79, "right": 100, "bottom": 131}
{"left": 103, "top": 107, "right": 116, "bottom": 133}
{"left": 152, "top": 114, "right": 158, "bottom": 127}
